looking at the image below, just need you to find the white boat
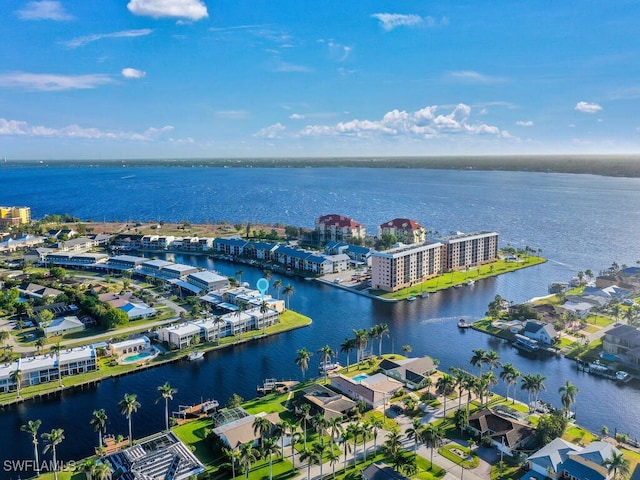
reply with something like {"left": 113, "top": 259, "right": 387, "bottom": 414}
{"left": 466, "top": 280, "right": 475, "bottom": 286}
{"left": 188, "top": 350, "right": 204, "bottom": 361}
{"left": 407, "top": 296, "right": 417, "bottom": 301}
{"left": 319, "top": 362, "right": 341, "bottom": 374}
{"left": 420, "top": 291, "right": 429, "bottom": 298}
{"left": 458, "top": 318, "right": 471, "bottom": 329}
{"left": 616, "top": 371, "right": 630, "bottom": 382}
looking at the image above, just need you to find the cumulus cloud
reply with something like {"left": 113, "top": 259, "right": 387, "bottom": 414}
{"left": 297, "top": 104, "right": 508, "bottom": 139}
{"left": 255, "top": 123, "right": 286, "bottom": 139}
{"left": 16, "top": 1, "right": 74, "bottom": 21}
{"left": 448, "top": 70, "right": 507, "bottom": 84}
{"left": 516, "top": 120, "right": 534, "bottom": 127}
{"left": 0, "top": 72, "right": 113, "bottom": 91}
{"left": 127, "top": 0, "right": 208, "bottom": 21}
{"left": 372, "top": 13, "right": 447, "bottom": 31}
{"left": 62, "top": 29, "right": 153, "bottom": 49}
{"left": 0, "top": 117, "right": 173, "bottom": 141}
{"left": 121, "top": 68, "right": 147, "bottom": 79}
{"left": 575, "top": 101, "right": 602, "bottom": 114}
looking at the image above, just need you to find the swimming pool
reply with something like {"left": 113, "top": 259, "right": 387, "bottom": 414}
{"left": 122, "top": 349, "right": 156, "bottom": 363}
{"left": 352, "top": 374, "right": 369, "bottom": 382}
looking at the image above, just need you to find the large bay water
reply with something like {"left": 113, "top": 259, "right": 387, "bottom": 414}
{"left": 2, "top": 164, "right": 640, "bottom": 472}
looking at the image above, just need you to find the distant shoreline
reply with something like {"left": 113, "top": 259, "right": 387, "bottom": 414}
{"left": 3, "top": 154, "right": 640, "bottom": 177}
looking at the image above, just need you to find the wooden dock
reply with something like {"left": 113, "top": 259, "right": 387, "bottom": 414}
{"left": 172, "top": 400, "right": 219, "bottom": 425}
{"left": 256, "top": 379, "right": 299, "bottom": 395}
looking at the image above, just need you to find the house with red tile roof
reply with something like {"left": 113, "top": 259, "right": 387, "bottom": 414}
{"left": 315, "top": 214, "right": 366, "bottom": 243}
{"left": 379, "top": 218, "right": 427, "bottom": 244}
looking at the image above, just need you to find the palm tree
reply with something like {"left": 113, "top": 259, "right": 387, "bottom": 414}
{"left": 361, "top": 422, "right": 373, "bottom": 461}
{"left": 382, "top": 429, "right": 403, "bottom": 459}
{"left": 327, "top": 448, "right": 341, "bottom": 480}
{"left": 297, "top": 403, "right": 311, "bottom": 449}
{"left": 370, "top": 417, "right": 383, "bottom": 452}
{"left": 312, "top": 412, "right": 327, "bottom": 438}
{"left": 318, "top": 344, "right": 334, "bottom": 380}
{"left": 77, "top": 459, "right": 97, "bottom": 480}
{"left": 90, "top": 409, "right": 108, "bottom": 448}
{"left": 21, "top": 419, "right": 42, "bottom": 477}
{"left": 340, "top": 338, "right": 356, "bottom": 372}
{"left": 35, "top": 337, "right": 45, "bottom": 353}
{"left": 352, "top": 328, "right": 369, "bottom": 365}
{"left": 326, "top": 416, "right": 344, "bottom": 449}
{"left": 252, "top": 415, "right": 272, "bottom": 449}
{"left": 312, "top": 439, "right": 329, "bottom": 478}
{"left": 470, "top": 348, "right": 487, "bottom": 375}
{"left": 602, "top": 451, "right": 631, "bottom": 480}
{"left": 238, "top": 442, "right": 257, "bottom": 480}
{"left": 156, "top": 382, "right": 177, "bottom": 431}
{"left": 235, "top": 269, "right": 243, "bottom": 285}
{"left": 10, "top": 368, "right": 22, "bottom": 397}
{"left": 214, "top": 315, "right": 225, "bottom": 344}
{"left": 482, "top": 371, "right": 499, "bottom": 404}
{"left": 299, "top": 448, "right": 321, "bottom": 480}
{"left": 41, "top": 428, "right": 65, "bottom": 480}
{"left": 370, "top": 323, "right": 390, "bottom": 357}
{"left": 436, "top": 373, "right": 455, "bottom": 419}
{"left": 406, "top": 418, "right": 423, "bottom": 453}
{"left": 259, "top": 300, "right": 270, "bottom": 335}
{"left": 532, "top": 373, "right": 547, "bottom": 405}
{"left": 224, "top": 447, "right": 241, "bottom": 479}
{"left": 93, "top": 462, "right": 113, "bottom": 480}
{"left": 521, "top": 374, "right": 536, "bottom": 410}
{"left": 559, "top": 380, "right": 579, "bottom": 417}
{"left": 500, "top": 363, "right": 521, "bottom": 403}
{"left": 0, "top": 330, "right": 10, "bottom": 351}
{"left": 118, "top": 393, "right": 140, "bottom": 446}
{"left": 423, "top": 423, "right": 444, "bottom": 470}
{"left": 50, "top": 342, "right": 63, "bottom": 387}
{"left": 261, "top": 437, "right": 281, "bottom": 480}
{"left": 295, "top": 347, "right": 313, "bottom": 380}
{"left": 340, "top": 428, "right": 354, "bottom": 470}
{"left": 283, "top": 284, "right": 294, "bottom": 309}
{"left": 484, "top": 349, "right": 502, "bottom": 372}
{"left": 346, "top": 422, "right": 362, "bottom": 466}
{"left": 450, "top": 367, "right": 468, "bottom": 412}
{"left": 272, "top": 278, "right": 282, "bottom": 300}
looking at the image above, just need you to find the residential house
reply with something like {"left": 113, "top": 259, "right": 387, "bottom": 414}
{"left": 522, "top": 320, "right": 558, "bottom": 345}
{"left": 43, "top": 316, "right": 85, "bottom": 336}
{"left": 293, "top": 384, "right": 357, "bottom": 420}
{"left": 379, "top": 218, "right": 427, "bottom": 244}
{"left": 109, "top": 336, "right": 151, "bottom": 356}
{"left": 212, "top": 409, "right": 284, "bottom": 449}
{"left": 466, "top": 408, "right": 535, "bottom": 456}
{"left": 378, "top": 356, "right": 437, "bottom": 390}
{"left": 315, "top": 214, "right": 367, "bottom": 243}
{"left": 20, "top": 283, "right": 63, "bottom": 300}
{"left": 331, "top": 373, "right": 404, "bottom": 409}
{"left": 362, "top": 463, "right": 410, "bottom": 480}
{"left": 526, "top": 437, "right": 622, "bottom": 480}
{"left": 602, "top": 324, "right": 640, "bottom": 365}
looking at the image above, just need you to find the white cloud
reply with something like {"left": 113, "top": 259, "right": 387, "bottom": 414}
{"left": 62, "top": 29, "right": 153, "bottom": 49}
{"left": 16, "top": 1, "right": 74, "bottom": 21}
{"left": 121, "top": 68, "right": 147, "bottom": 79}
{"left": 516, "top": 120, "right": 534, "bottom": 127}
{"left": 327, "top": 41, "right": 352, "bottom": 62}
{"left": 575, "top": 101, "right": 602, "bottom": 114}
{"left": 448, "top": 70, "right": 507, "bottom": 84}
{"left": 0, "top": 72, "right": 114, "bottom": 91}
{"left": 290, "top": 114, "right": 305, "bottom": 120}
{"left": 371, "top": 13, "right": 424, "bottom": 31}
{"left": 127, "top": 0, "right": 208, "bottom": 21}
{"left": 255, "top": 123, "right": 286, "bottom": 139}
{"left": 297, "top": 104, "right": 509, "bottom": 140}
{"left": 0, "top": 117, "right": 173, "bottom": 141}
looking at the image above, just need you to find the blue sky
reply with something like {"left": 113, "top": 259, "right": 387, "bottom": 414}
{"left": 1, "top": 0, "right": 639, "bottom": 159}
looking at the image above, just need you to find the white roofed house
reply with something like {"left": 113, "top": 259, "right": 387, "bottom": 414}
{"left": 109, "top": 336, "right": 151, "bottom": 356}
{"left": 186, "top": 270, "right": 230, "bottom": 293}
{"left": 43, "top": 315, "right": 85, "bottom": 337}
{"left": 157, "top": 322, "right": 202, "bottom": 350}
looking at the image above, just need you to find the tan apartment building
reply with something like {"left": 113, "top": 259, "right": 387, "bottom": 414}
{"left": 441, "top": 231, "right": 498, "bottom": 271}
{"left": 371, "top": 241, "right": 443, "bottom": 292}
{"left": 378, "top": 218, "right": 426, "bottom": 244}
{"left": 0, "top": 206, "right": 31, "bottom": 225}
{"left": 315, "top": 214, "right": 366, "bottom": 243}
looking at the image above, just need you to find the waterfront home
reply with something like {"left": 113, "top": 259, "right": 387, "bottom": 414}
{"left": 466, "top": 408, "right": 535, "bottom": 457}
{"left": 522, "top": 320, "right": 558, "bottom": 346}
{"left": 103, "top": 431, "right": 204, "bottom": 480}
{"left": 157, "top": 322, "right": 203, "bottom": 350}
{"left": 212, "top": 408, "right": 284, "bottom": 449}
{"left": 0, "top": 345, "right": 97, "bottom": 393}
{"left": 378, "top": 356, "right": 437, "bottom": 390}
{"left": 43, "top": 315, "right": 85, "bottom": 336}
{"left": 362, "top": 462, "right": 410, "bottom": 480}
{"left": 525, "top": 437, "right": 621, "bottom": 480}
{"left": 602, "top": 324, "right": 640, "bottom": 366}
{"left": 315, "top": 214, "right": 367, "bottom": 243}
{"left": 331, "top": 373, "right": 403, "bottom": 409}
{"left": 109, "top": 336, "right": 151, "bottom": 356}
{"left": 379, "top": 218, "right": 427, "bottom": 244}
{"left": 293, "top": 384, "right": 357, "bottom": 420}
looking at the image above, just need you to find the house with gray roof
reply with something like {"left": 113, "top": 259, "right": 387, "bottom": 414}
{"left": 378, "top": 356, "right": 437, "bottom": 390}
{"left": 522, "top": 320, "right": 558, "bottom": 345}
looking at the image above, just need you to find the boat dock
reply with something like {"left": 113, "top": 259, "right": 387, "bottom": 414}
{"left": 256, "top": 378, "right": 299, "bottom": 395}
{"left": 172, "top": 400, "right": 219, "bottom": 425}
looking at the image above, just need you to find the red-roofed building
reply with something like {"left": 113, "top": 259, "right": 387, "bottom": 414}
{"left": 379, "top": 218, "right": 427, "bottom": 244}
{"left": 315, "top": 214, "right": 366, "bottom": 243}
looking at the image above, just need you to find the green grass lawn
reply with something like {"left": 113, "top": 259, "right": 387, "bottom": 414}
{"left": 172, "top": 418, "right": 220, "bottom": 469}
{"left": 438, "top": 444, "right": 480, "bottom": 469}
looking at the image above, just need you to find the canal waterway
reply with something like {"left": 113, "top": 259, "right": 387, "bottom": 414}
{"left": 1, "top": 165, "right": 640, "bottom": 471}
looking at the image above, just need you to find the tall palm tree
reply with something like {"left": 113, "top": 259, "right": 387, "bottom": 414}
{"left": 118, "top": 393, "right": 140, "bottom": 446}
{"left": 299, "top": 448, "right": 321, "bottom": 480}
{"left": 78, "top": 459, "right": 97, "bottom": 480}
{"left": 156, "top": 382, "right": 177, "bottom": 431}
{"left": 21, "top": 419, "right": 42, "bottom": 477}
{"left": 370, "top": 417, "right": 384, "bottom": 452}
{"left": 312, "top": 439, "right": 329, "bottom": 478}
{"left": 450, "top": 367, "right": 468, "bottom": 412}
{"left": 340, "top": 429, "right": 354, "bottom": 471}
{"left": 422, "top": 423, "right": 444, "bottom": 470}
{"left": 369, "top": 323, "right": 390, "bottom": 357}
{"left": 559, "top": 380, "right": 579, "bottom": 417}
{"left": 406, "top": 418, "right": 424, "bottom": 453}
{"left": 602, "top": 452, "right": 631, "bottom": 480}
{"left": 252, "top": 415, "right": 272, "bottom": 449}
{"left": 10, "top": 368, "right": 22, "bottom": 397}
{"left": 312, "top": 412, "right": 327, "bottom": 438}
{"left": 318, "top": 344, "right": 335, "bottom": 380}
{"left": 259, "top": 300, "right": 270, "bottom": 335}
{"left": 50, "top": 342, "right": 63, "bottom": 387}
{"left": 214, "top": 315, "right": 225, "bottom": 345}
{"left": 470, "top": 348, "right": 487, "bottom": 375}
{"left": 484, "top": 350, "right": 502, "bottom": 372}
{"left": 340, "top": 338, "right": 356, "bottom": 372}
{"left": 295, "top": 348, "right": 313, "bottom": 380}
{"left": 272, "top": 279, "right": 282, "bottom": 300}
{"left": 41, "top": 428, "right": 65, "bottom": 480}
{"left": 482, "top": 371, "right": 499, "bottom": 405}
{"left": 327, "top": 448, "right": 341, "bottom": 480}
{"left": 261, "top": 437, "right": 281, "bottom": 480}
{"left": 93, "top": 462, "right": 113, "bottom": 480}
{"left": 326, "top": 416, "right": 344, "bottom": 449}
{"left": 532, "top": 373, "right": 547, "bottom": 405}
{"left": 297, "top": 403, "right": 311, "bottom": 449}
{"left": 224, "top": 447, "right": 241, "bottom": 479}
{"left": 361, "top": 422, "right": 373, "bottom": 461}
{"left": 436, "top": 373, "right": 455, "bottom": 418}
{"left": 283, "top": 284, "right": 294, "bottom": 309}
{"left": 238, "top": 442, "right": 257, "bottom": 480}
{"left": 346, "top": 422, "right": 362, "bottom": 466}
{"left": 382, "top": 429, "right": 403, "bottom": 460}
{"left": 90, "top": 409, "right": 108, "bottom": 448}
{"left": 500, "top": 363, "right": 521, "bottom": 403}
{"left": 0, "top": 330, "right": 10, "bottom": 351}
{"left": 521, "top": 374, "right": 536, "bottom": 410}
{"left": 352, "top": 329, "right": 369, "bottom": 365}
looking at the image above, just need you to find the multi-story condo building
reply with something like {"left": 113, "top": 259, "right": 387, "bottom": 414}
{"left": 315, "top": 214, "right": 366, "bottom": 243}
{"left": 371, "top": 241, "right": 443, "bottom": 292}
{"left": 378, "top": 218, "right": 427, "bottom": 244}
{"left": 0, "top": 206, "right": 31, "bottom": 225}
{"left": 441, "top": 231, "right": 499, "bottom": 272}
